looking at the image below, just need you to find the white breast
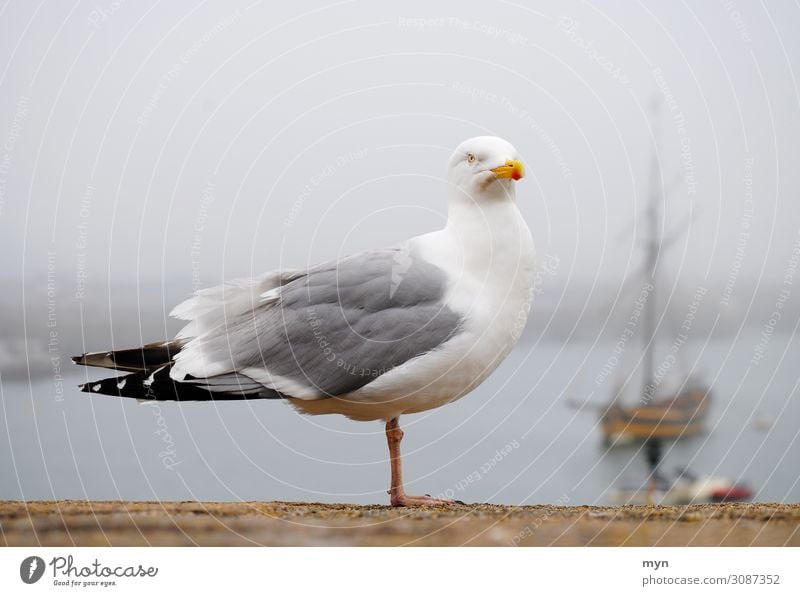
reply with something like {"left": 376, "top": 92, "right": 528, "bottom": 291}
{"left": 327, "top": 199, "right": 536, "bottom": 421}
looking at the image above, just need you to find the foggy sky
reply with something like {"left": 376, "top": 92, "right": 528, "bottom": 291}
{"left": 2, "top": 0, "right": 800, "bottom": 507}
{"left": 1, "top": 0, "right": 799, "bottom": 322}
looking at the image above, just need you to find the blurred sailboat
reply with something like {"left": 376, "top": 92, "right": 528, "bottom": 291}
{"left": 601, "top": 384, "right": 710, "bottom": 446}
{"left": 600, "top": 101, "right": 712, "bottom": 447}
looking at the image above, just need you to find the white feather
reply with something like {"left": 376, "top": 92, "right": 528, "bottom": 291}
{"left": 170, "top": 271, "right": 298, "bottom": 339}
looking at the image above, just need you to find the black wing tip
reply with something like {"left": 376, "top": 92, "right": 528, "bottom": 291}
{"left": 71, "top": 341, "right": 183, "bottom": 373}
{"left": 77, "top": 368, "right": 268, "bottom": 402}
{"left": 78, "top": 378, "right": 120, "bottom": 395}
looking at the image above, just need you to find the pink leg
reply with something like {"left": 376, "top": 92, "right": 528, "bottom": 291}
{"left": 385, "top": 417, "right": 460, "bottom": 507}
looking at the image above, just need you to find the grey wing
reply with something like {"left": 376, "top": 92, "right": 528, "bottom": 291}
{"left": 171, "top": 248, "right": 463, "bottom": 399}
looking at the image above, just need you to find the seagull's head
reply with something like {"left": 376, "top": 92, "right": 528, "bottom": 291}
{"left": 447, "top": 136, "right": 524, "bottom": 199}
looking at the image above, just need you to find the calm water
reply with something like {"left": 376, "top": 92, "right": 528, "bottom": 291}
{"left": 1, "top": 334, "right": 798, "bottom": 505}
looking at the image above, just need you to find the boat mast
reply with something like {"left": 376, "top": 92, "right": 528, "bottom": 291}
{"left": 642, "top": 99, "right": 662, "bottom": 403}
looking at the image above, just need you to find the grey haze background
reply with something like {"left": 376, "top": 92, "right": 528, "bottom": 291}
{"left": 1, "top": 0, "right": 799, "bottom": 505}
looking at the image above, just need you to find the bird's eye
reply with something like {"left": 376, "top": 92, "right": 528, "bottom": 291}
{"left": 466, "top": 153, "right": 476, "bottom": 164}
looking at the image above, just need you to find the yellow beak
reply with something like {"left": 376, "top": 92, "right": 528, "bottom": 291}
{"left": 491, "top": 159, "right": 524, "bottom": 181}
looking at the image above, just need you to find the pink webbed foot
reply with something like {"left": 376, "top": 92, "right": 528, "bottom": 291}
{"left": 388, "top": 491, "right": 464, "bottom": 507}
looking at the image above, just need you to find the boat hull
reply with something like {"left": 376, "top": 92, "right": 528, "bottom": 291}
{"left": 601, "top": 388, "right": 710, "bottom": 445}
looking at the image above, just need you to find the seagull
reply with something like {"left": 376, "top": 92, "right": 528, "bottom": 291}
{"left": 73, "top": 136, "right": 535, "bottom": 506}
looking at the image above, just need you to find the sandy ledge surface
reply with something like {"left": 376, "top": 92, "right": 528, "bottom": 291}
{"left": 1, "top": 501, "right": 799, "bottom": 546}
